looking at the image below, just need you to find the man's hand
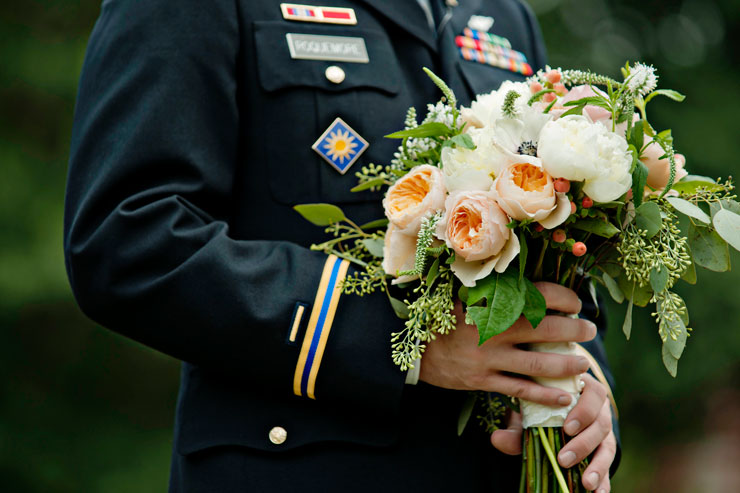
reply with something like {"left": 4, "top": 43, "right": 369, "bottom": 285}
{"left": 419, "top": 282, "right": 596, "bottom": 407}
{"left": 491, "top": 373, "right": 617, "bottom": 492}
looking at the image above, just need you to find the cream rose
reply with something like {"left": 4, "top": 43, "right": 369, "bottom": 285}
{"left": 641, "top": 139, "right": 688, "bottom": 190}
{"left": 435, "top": 191, "right": 520, "bottom": 287}
{"left": 383, "top": 165, "right": 446, "bottom": 235}
{"left": 381, "top": 224, "right": 418, "bottom": 283}
{"left": 538, "top": 115, "right": 632, "bottom": 202}
{"left": 492, "top": 152, "right": 571, "bottom": 229}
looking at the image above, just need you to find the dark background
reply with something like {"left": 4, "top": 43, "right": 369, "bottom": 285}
{"left": 1, "top": 0, "right": 738, "bottom": 491}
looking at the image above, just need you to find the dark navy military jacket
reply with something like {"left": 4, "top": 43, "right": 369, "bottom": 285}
{"left": 65, "top": 0, "right": 617, "bottom": 491}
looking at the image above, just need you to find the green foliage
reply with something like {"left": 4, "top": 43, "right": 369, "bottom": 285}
{"left": 634, "top": 201, "right": 662, "bottom": 238}
{"left": 572, "top": 218, "right": 620, "bottom": 238}
{"left": 502, "top": 90, "right": 521, "bottom": 118}
{"left": 293, "top": 203, "right": 346, "bottom": 226}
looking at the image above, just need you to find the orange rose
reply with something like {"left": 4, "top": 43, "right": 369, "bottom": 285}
{"left": 493, "top": 154, "right": 571, "bottom": 229}
{"left": 383, "top": 165, "right": 446, "bottom": 235}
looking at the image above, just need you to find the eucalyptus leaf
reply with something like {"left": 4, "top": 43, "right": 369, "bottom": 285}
{"left": 572, "top": 219, "right": 620, "bottom": 238}
{"left": 351, "top": 178, "right": 387, "bottom": 192}
{"left": 467, "top": 272, "right": 526, "bottom": 345}
{"left": 713, "top": 209, "right": 740, "bottom": 252}
{"left": 709, "top": 199, "right": 740, "bottom": 218}
{"left": 601, "top": 272, "right": 624, "bottom": 303}
{"left": 617, "top": 277, "right": 653, "bottom": 307}
{"left": 293, "top": 203, "right": 346, "bottom": 226}
{"left": 361, "top": 238, "right": 385, "bottom": 258}
{"left": 622, "top": 298, "right": 633, "bottom": 340}
{"left": 359, "top": 218, "right": 389, "bottom": 230}
{"left": 662, "top": 317, "right": 688, "bottom": 360}
{"left": 385, "top": 122, "right": 451, "bottom": 139}
{"left": 666, "top": 197, "right": 711, "bottom": 224}
{"left": 671, "top": 180, "right": 724, "bottom": 194}
{"left": 521, "top": 278, "right": 546, "bottom": 329}
{"left": 457, "top": 393, "right": 477, "bottom": 436}
{"left": 634, "top": 201, "right": 662, "bottom": 238}
{"left": 388, "top": 296, "right": 410, "bottom": 320}
{"left": 688, "top": 224, "right": 730, "bottom": 272}
{"left": 661, "top": 343, "right": 679, "bottom": 377}
{"left": 681, "top": 258, "right": 697, "bottom": 285}
{"left": 649, "top": 264, "right": 669, "bottom": 293}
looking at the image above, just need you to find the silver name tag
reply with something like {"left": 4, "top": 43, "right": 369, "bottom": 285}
{"left": 286, "top": 33, "right": 369, "bottom": 63}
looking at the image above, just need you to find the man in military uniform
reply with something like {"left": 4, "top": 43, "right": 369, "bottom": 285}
{"left": 65, "top": 0, "right": 618, "bottom": 491}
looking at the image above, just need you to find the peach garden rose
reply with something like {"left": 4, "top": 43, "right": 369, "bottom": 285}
{"left": 435, "top": 191, "right": 520, "bottom": 287}
{"left": 383, "top": 164, "right": 446, "bottom": 235}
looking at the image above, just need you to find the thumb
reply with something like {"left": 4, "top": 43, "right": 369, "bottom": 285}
{"left": 490, "top": 411, "right": 523, "bottom": 455}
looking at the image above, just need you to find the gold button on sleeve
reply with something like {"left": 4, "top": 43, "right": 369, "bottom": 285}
{"left": 269, "top": 426, "right": 287, "bottom": 445}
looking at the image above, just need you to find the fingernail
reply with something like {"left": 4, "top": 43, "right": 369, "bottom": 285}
{"left": 577, "top": 357, "right": 590, "bottom": 371}
{"left": 588, "top": 472, "right": 600, "bottom": 487}
{"left": 564, "top": 419, "right": 580, "bottom": 435}
{"left": 559, "top": 450, "right": 576, "bottom": 467}
{"left": 598, "top": 489, "right": 607, "bottom": 493}
{"left": 558, "top": 395, "right": 572, "bottom": 406}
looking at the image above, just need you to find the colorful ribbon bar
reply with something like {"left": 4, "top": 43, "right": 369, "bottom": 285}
{"left": 455, "top": 35, "right": 527, "bottom": 63}
{"left": 463, "top": 27, "right": 511, "bottom": 49}
{"left": 458, "top": 47, "right": 533, "bottom": 76}
{"left": 281, "top": 3, "right": 358, "bottom": 25}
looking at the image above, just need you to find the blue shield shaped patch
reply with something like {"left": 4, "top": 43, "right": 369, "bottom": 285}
{"left": 312, "top": 117, "right": 369, "bottom": 175}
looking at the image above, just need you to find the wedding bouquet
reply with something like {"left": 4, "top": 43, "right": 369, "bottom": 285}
{"left": 295, "top": 64, "right": 740, "bottom": 492}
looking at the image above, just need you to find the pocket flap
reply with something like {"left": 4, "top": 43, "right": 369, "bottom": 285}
{"left": 253, "top": 21, "right": 401, "bottom": 95}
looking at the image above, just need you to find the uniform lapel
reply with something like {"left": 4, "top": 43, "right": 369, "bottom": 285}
{"left": 355, "top": 0, "right": 437, "bottom": 52}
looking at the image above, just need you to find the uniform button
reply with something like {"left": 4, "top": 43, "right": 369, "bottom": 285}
{"left": 269, "top": 426, "right": 287, "bottom": 445}
{"left": 325, "top": 65, "right": 345, "bottom": 84}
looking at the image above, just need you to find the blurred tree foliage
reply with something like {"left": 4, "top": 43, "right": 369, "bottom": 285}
{"left": 0, "top": 0, "right": 738, "bottom": 491}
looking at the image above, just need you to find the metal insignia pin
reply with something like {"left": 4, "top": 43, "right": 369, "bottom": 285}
{"left": 312, "top": 117, "right": 369, "bottom": 175}
{"left": 467, "top": 15, "right": 494, "bottom": 33}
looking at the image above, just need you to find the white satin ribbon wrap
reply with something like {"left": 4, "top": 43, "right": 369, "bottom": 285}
{"left": 520, "top": 341, "right": 584, "bottom": 429}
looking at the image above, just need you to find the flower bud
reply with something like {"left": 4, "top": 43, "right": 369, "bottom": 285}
{"left": 572, "top": 241, "right": 587, "bottom": 257}
{"left": 553, "top": 178, "right": 570, "bottom": 193}
{"left": 530, "top": 81, "right": 544, "bottom": 94}
{"left": 552, "top": 229, "right": 566, "bottom": 243}
{"left": 547, "top": 71, "right": 562, "bottom": 84}
{"left": 582, "top": 197, "right": 594, "bottom": 208}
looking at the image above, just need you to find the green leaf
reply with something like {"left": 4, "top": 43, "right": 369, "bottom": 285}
{"left": 351, "top": 178, "right": 387, "bottom": 192}
{"left": 617, "top": 276, "right": 653, "bottom": 307}
{"left": 681, "top": 258, "right": 697, "bottom": 285}
{"left": 388, "top": 296, "right": 410, "bottom": 320}
{"left": 709, "top": 199, "right": 740, "bottom": 218}
{"left": 457, "top": 393, "right": 476, "bottom": 436}
{"left": 622, "top": 298, "right": 633, "bottom": 340}
{"left": 466, "top": 272, "right": 526, "bottom": 345}
{"left": 518, "top": 230, "right": 528, "bottom": 281}
{"left": 662, "top": 318, "right": 688, "bottom": 360}
{"left": 521, "top": 278, "right": 546, "bottom": 329}
{"left": 572, "top": 219, "right": 620, "bottom": 238}
{"left": 359, "top": 218, "right": 389, "bottom": 230}
{"left": 713, "top": 209, "right": 740, "bottom": 252}
{"left": 443, "top": 133, "right": 475, "bottom": 150}
{"left": 559, "top": 105, "right": 585, "bottom": 118}
{"left": 293, "top": 203, "right": 346, "bottom": 226}
{"left": 661, "top": 343, "right": 679, "bottom": 377}
{"left": 649, "top": 264, "right": 669, "bottom": 293}
{"left": 629, "top": 120, "right": 645, "bottom": 152}
{"left": 666, "top": 197, "right": 711, "bottom": 224}
{"left": 631, "top": 160, "right": 649, "bottom": 208}
{"left": 426, "top": 258, "right": 440, "bottom": 287}
{"left": 672, "top": 180, "right": 724, "bottom": 194}
{"left": 688, "top": 224, "right": 730, "bottom": 272}
{"left": 385, "top": 122, "right": 451, "bottom": 139}
{"left": 634, "top": 201, "right": 662, "bottom": 238}
{"left": 361, "top": 238, "right": 385, "bottom": 258}
{"left": 645, "top": 89, "right": 686, "bottom": 104}
{"left": 601, "top": 272, "right": 624, "bottom": 303}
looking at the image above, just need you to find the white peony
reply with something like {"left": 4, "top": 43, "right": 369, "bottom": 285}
{"left": 538, "top": 115, "right": 632, "bottom": 202}
{"left": 461, "top": 80, "right": 532, "bottom": 128}
{"left": 440, "top": 128, "right": 508, "bottom": 193}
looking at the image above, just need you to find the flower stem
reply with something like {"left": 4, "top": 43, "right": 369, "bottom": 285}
{"left": 538, "top": 427, "right": 569, "bottom": 493}
{"left": 533, "top": 239, "right": 549, "bottom": 281}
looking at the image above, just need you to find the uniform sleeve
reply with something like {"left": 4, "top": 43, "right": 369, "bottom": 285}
{"left": 64, "top": 0, "right": 405, "bottom": 415}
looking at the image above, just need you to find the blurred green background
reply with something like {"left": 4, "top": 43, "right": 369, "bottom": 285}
{"left": 1, "top": 0, "right": 738, "bottom": 491}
